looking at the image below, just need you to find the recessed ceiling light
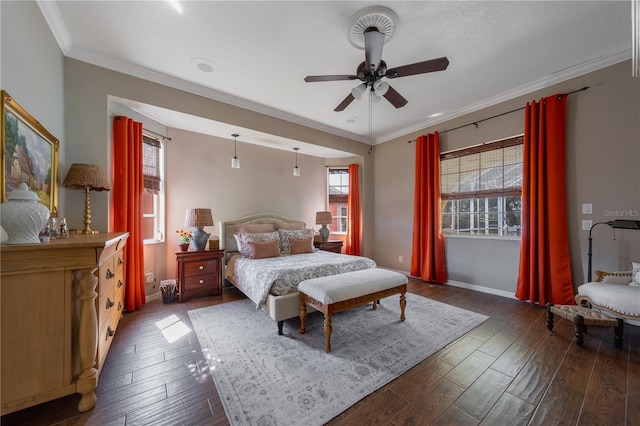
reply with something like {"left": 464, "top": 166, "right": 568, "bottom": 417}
{"left": 190, "top": 57, "right": 219, "bottom": 73}
{"left": 165, "top": 0, "right": 183, "bottom": 14}
{"left": 346, "top": 117, "right": 359, "bottom": 124}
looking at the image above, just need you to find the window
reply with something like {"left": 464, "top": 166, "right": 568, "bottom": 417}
{"left": 142, "top": 135, "right": 164, "bottom": 243}
{"left": 440, "top": 135, "right": 523, "bottom": 237}
{"left": 327, "top": 168, "right": 349, "bottom": 233}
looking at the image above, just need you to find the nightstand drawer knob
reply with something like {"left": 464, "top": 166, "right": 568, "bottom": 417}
{"left": 199, "top": 265, "right": 204, "bottom": 270}
{"left": 106, "top": 269, "right": 115, "bottom": 279}
{"left": 106, "top": 298, "right": 115, "bottom": 309}
{"left": 199, "top": 279, "right": 204, "bottom": 284}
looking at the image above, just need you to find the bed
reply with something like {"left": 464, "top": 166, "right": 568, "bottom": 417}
{"left": 221, "top": 212, "right": 377, "bottom": 334}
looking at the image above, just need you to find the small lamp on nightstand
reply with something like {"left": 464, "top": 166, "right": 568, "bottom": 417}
{"left": 316, "top": 211, "right": 333, "bottom": 242}
{"left": 185, "top": 208, "right": 214, "bottom": 251}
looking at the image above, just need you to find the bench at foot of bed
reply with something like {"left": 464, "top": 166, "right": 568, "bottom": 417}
{"left": 298, "top": 268, "right": 408, "bottom": 352}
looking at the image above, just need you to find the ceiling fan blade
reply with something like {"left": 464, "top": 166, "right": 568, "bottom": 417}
{"left": 304, "top": 75, "right": 358, "bottom": 82}
{"left": 383, "top": 85, "right": 408, "bottom": 108}
{"left": 364, "top": 28, "right": 385, "bottom": 72}
{"left": 334, "top": 93, "right": 355, "bottom": 112}
{"left": 386, "top": 57, "right": 449, "bottom": 79}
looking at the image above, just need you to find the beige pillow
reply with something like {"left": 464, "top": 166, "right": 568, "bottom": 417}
{"left": 238, "top": 223, "right": 275, "bottom": 233}
{"left": 275, "top": 221, "right": 305, "bottom": 230}
{"left": 289, "top": 237, "right": 314, "bottom": 255}
{"left": 248, "top": 240, "right": 281, "bottom": 259}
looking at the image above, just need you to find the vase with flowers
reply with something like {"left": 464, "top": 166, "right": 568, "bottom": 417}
{"left": 176, "top": 229, "right": 192, "bottom": 251}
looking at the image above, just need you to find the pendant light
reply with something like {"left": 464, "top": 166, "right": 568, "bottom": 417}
{"left": 293, "top": 147, "right": 300, "bottom": 176}
{"left": 231, "top": 133, "right": 240, "bottom": 168}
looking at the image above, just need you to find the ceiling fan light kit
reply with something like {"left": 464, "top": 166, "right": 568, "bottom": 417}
{"left": 305, "top": 6, "right": 449, "bottom": 112}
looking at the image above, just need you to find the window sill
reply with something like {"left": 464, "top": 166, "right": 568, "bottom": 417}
{"left": 443, "top": 234, "right": 521, "bottom": 242}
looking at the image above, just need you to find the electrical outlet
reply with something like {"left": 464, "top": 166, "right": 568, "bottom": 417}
{"left": 398, "top": 255, "right": 403, "bottom": 263}
{"left": 582, "top": 220, "right": 592, "bottom": 230}
{"left": 582, "top": 203, "right": 593, "bottom": 214}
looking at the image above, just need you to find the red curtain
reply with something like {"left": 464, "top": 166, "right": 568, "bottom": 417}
{"left": 411, "top": 133, "right": 447, "bottom": 282}
{"left": 345, "top": 163, "right": 361, "bottom": 255}
{"left": 113, "top": 116, "right": 146, "bottom": 311}
{"left": 515, "top": 95, "right": 574, "bottom": 305}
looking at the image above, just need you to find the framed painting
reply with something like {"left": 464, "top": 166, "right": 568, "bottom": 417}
{"left": 1, "top": 90, "right": 59, "bottom": 216}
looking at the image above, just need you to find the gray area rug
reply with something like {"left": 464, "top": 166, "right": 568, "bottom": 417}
{"left": 188, "top": 293, "right": 489, "bottom": 426}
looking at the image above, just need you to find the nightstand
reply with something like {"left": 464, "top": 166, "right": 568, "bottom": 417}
{"left": 314, "top": 240, "right": 343, "bottom": 254}
{"left": 175, "top": 249, "right": 224, "bottom": 302}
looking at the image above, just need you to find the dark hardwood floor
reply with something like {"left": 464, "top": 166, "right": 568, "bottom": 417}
{"left": 3, "top": 278, "right": 639, "bottom": 425}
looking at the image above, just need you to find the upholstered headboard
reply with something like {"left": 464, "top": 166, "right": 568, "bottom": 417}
{"left": 221, "top": 212, "right": 306, "bottom": 257}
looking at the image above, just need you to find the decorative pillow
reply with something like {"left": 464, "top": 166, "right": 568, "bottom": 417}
{"left": 239, "top": 231, "right": 280, "bottom": 258}
{"left": 275, "top": 221, "right": 305, "bottom": 230}
{"left": 631, "top": 261, "right": 640, "bottom": 287}
{"left": 248, "top": 240, "right": 281, "bottom": 259}
{"left": 289, "top": 237, "right": 314, "bottom": 255}
{"left": 277, "top": 229, "right": 314, "bottom": 254}
{"left": 238, "top": 223, "right": 275, "bottom": 233}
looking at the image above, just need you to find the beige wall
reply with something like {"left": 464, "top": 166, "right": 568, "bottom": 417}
{"left": 3, "top": 3, "right": 638, "bottom": 297}
{"left": 375, "top": 60, "right": 640, "bottom": 294}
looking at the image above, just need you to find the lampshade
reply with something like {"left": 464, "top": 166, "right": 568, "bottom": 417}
{"left": 184, "top": 208, "right": 214, "bottom": 228}
{"left": 62, "top": 163, "right": 111, "bottom": 191}
{"left": 62, "top": 163, "right": 111, "bottom": 234}
{"left": 231, "top": 133, "right": 240, "bottom": 169}
{"left": 315, "top": 211, "right": 333, "bottom": 225}
{"left": 293, "top": 147, "right": 300, "bottom": 177}
{"left": 608, "top": 219, "right": 640, "bottom": 229}
{"left": 373, "top": 80, "right": 389, "bottom": 97}
{"left": 351, "top": 83, "right": 367, "bottom": 100}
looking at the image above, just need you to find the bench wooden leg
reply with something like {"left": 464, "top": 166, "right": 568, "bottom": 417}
{"left": 299, "top": 302, "right": 307, "bottom": 334}
{"left": 614, "top": 318, "right": 624, "bottom": 349}
{"left": 546, "top": 303, "right": 555, "bottom": 331}
{"left": 574, "top": 314, "right": 585, "bottom": 347}
{"left": 277, "top": 321, "right": 284, "bottom": 335}
{"left": 324, "top": 315, "right": 332, "bottom": 353}
{"left": 400, "top": 292, "right": 406, "bottom": 321}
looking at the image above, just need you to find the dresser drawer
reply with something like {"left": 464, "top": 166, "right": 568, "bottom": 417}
{"left": 183, "top": 259, "right": 218, "bottom": 277}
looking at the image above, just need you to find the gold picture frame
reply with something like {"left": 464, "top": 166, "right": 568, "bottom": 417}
{"left": 1, "top": 90, "right": 59, "bottom": 216}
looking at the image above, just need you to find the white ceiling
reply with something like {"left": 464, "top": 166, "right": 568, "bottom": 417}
{"left": 39, "top": 1, "right": 631, "bottom": 156}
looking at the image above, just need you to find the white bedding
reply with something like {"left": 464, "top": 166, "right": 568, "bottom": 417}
{"left": 232, "top": 250, "right": 376, "bottom": 308}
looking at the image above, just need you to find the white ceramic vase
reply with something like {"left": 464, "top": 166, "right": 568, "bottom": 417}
{"left": 0, "top": 183, "right": 50, "bottom": 244}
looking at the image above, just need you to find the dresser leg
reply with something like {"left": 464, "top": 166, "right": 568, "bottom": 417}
{"left": 75, "top": 268, "right": 99, "bottom": 412}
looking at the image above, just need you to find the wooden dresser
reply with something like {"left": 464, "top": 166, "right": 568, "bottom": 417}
{"left": 0, "top": 232, "right": 129, "bottom": 415}
{"left": 175, "top": 249, "right": 224, "bottom": 302}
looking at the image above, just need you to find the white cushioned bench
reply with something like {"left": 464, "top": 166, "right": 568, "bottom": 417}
{"left": 298, "top": 268, "right": 408, "bottom": 352}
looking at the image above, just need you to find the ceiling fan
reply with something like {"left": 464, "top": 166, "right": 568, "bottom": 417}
{"left": 304, "top": 26, "right": 449, "bottom": 112}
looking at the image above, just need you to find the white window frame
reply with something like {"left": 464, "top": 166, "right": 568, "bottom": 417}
{"left": 440, "top": 135, "right": 523, "bottom": 239}
{"left": 142, "top": 135, "right": 165, "bottom": 244}
{"left": 327, "top": 167, "right": 349, "bottom": 235}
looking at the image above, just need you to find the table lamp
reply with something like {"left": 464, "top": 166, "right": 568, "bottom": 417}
{"left": 62, "top": 163, "right": 111, "bottom": 234}
{"left": 315, "top": 211, "right": 333, "bottom": 242}
{"left": 185, "top": 208, "right": 214, "bottom": 250}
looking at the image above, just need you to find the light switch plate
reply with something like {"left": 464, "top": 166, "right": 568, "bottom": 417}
{"left": 582, "top": 203, "right": 593, "bottom": 214}
{"left": 582, "top": 220, "right": 593, "bottom": 230}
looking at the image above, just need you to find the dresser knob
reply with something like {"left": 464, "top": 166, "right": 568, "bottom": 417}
{"left": 118, "top": 280, "right": 124, "bottom": 288}
{"left": 118, "top": 257, "right": 124, "bottom": 266}
{"left": 106, "top": 269, "right": 115, "bottom": 279}
{"left": 199, "top": 279, "right": 204, "bottom": 284}
{"left": 199, "top": 265, "right": 204, "bottom": 270}
{"left": 106, "top": 327, "right": 115, "bottom": 339}
{"left": 106, "top": 298, "right": 115, "bottom": 309}
{"left": 118, "top": 302, "right": 123, "bottom": 310}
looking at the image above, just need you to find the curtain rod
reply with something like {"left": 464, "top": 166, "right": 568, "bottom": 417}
{"left": 408, "top": 86, "right": 589, "bottom": 143}
{"left": 143, "top": 128, "right": 172, "bottom": 141}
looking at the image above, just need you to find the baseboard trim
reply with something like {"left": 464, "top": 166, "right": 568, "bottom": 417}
{"left": 146, "top": 292, "right": 161, "bottom": 303}
{"left": 383, "top": 268, "right": 516, "bottom": 300}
